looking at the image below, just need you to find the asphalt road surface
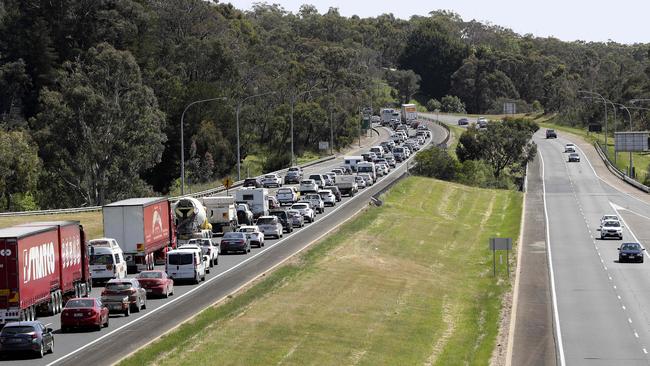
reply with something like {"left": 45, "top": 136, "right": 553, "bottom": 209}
{"left": 537, "top": 132, "right": 650, "bottom": 365}
{"left": 2, "top": 121, "right": 448, "bottom": 366}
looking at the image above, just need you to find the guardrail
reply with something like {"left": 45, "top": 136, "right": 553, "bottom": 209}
{"left": 0, "top": 155, "right": 337, "bottom": 218}
{"left": 419, "top": 116, "right": 451, "bottom": 148}
{"left": 594, "top": 142, "right": 650, "bottom": 193}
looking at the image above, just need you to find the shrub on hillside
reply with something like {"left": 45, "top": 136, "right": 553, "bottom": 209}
{"left": 412, "top": 147, "right": 459, "bottom": 180}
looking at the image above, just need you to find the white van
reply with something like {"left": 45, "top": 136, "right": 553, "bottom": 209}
{"left": 357, "top": 162, "right": 377, "bottom": 181}
{"left": 343, "top": 156, "right": 364, "bottom": 172}
{"left": 369, "top": 146, "right": 385, "bottom": 158}
{"left": 89, "top": 238, "right": 127, "bottom": 284}
{"left": 166, "top": 248, "right": 207, "bottom": 284}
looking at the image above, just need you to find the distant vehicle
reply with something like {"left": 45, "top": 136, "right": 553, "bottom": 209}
{"left": 322, "top": 173, "right": 335, "bottom": 186}
{"left": 384, "top": 154, "right": 396, "bottom": 167}
{"left": 355, "top": 175, "right": 367, "bottom": 189}
{"left": 276, "top": 187, "right": 299, "bottom": 205}
{"left": 568, "top": 153, "right": 580, "bottom": 162}
{"left": 458, "top": 118, "right": 469, "bottom": 125}
{"left": 331, "top": 168, "right": 344, "bottom": 175}
{"left": 392, "top": 146, "right": 405, "bottom": 162}
{"left": 268, "top": 196, "right": 281, "bottom": 210}
{"left": 186, "top": 238, "right": 219, "bottom": 266}
{"left": 300, "top": 193, "right": 325, "bottom": 213}
{"left": 324, "top": 185, "right": 342, "bottom": 202}
{"left": 599, "top": 220, "right": 623, "bottom": 240}
{"left": 235, "top": 188, "right": 269, "bottom": 219}
{"left": 284, "top": 170, "right": 302, "bottom": 184}
{"left": 600, "top": 215, "right": 619, "bottom": 225}
{"left": 401, "top": 104, "right": 418, "bottom": 123}
{"left": 291, "top": 203, "right": 315, "bottom": 223}
{"left": 546, "top": 129, "right": 557, "bottom": 138}
{"left": 618, "top": 242, "right": 645, "bottom": 263}
{"left": 308, "top": 174, "right": 326, "bottom": 189}
{"left": 334, "top": 175, "right": 358, "bottom": 197}
{"left": 299, "top": 179, "right": 319, "bottom": 193}
{"left": 318, "top": 189, "right": 336, "bottom": 207}
{"left": 165, "top": 248, "right": 207, "bottom": 283}
{"left": 357, "top": 162, "right": 377, "bottom": 181}
{"left": 236, "top": 203, "right": 254, "bottom": 226}
{"left": 89, "top": 238, "right": 128, "bottom": 284}
{"left": 358, "top": 173, "right": 374, "bottom": 187}
{"left": 173, "top": 197, "right": 211, "bottom": 247}
{"left": 101, "top": 278, "right": 147, "bottom": 316}
{"left": 371, "top": 115, "right": 381, "bottom": 123}
{"left": 268, "top": 209, "right": 294, "bottom": 234}
{"left": 220, "top": 232, "right": 251, "bottom": 254}
{"left": 369, "top": 146, "right": 385, "bottom": 158}
{"left": 135, "top": 270, "right": 174, "bottom": 298}
{"left": 202, "top": 195, "right": 238, "bottom": 235}
{"left": 477, "top": 116, "right": 488, "bottom": 128}
{"left": 61, "top": 297, "right": 109, "bottom": 332}
{"left": 343, "top": 156, "right": 364, "bottom": 172}
{"left": 238, "top": 225, "right": 265, "bottom": 247}
{"left": 380, "top": 108, "right": 396, "bottom": 125}
{"left": 256, "top": 216, "right": 284, "bottom": 239}
{"left": 338, "top": 166, "right": 353, "bottom": 175}
{"left": 243, "top": 177, "right": 262, "bottom": 188}
{"left": 287, "top": 209, "right": 305, "bottom": 228}
{"left": 262, "top": 173, "right": 282, "bottom": 188}
{"left": 564, "top": 144, "right": 576, "bottom": 153}
{"left": 0, "top": 321, "right": 54, "bottom": 358}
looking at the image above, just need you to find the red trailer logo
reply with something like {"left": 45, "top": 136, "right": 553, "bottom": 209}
{"left": 22, "top": 241, "right": 56, "bottom": 284}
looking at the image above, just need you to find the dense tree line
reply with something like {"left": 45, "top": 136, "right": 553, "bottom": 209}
{"left": 0, "top": 2, "right": 648, "bottom": 210}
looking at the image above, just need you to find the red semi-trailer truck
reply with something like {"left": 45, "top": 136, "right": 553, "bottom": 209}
{"left": 0, "top": 221, "right": 91, "bottom": 324}
{"left": 103, "top": 198, "right": 176, "bottom": 273}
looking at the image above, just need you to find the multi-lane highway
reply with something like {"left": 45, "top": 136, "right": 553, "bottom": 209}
{"left": 533, "top": 131, "right": 650, "bottom": 365}
{"left": 1, "top": 121, "right": 448, "bottom": 366}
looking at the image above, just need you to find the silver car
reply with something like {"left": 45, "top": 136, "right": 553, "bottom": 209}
{"left": 256, "top": 216, "right": 283, "bottom": 239}
{"left": 291, "top": 202, "right": 315, "bottom": 223}
{"left": 287, "top": 209, "right": 305, "bottom": 228}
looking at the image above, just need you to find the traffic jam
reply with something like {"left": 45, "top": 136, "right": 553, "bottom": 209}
{"left": 0, "top": 118, "right": 432, "bottom": 360}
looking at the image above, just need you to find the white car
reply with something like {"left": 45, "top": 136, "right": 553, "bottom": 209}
{"left": 276, "top": 187, "right": 299, "bottom": 205}
{"left": 358, "top": 173, "right": 374, "bottom": 186}
{"left": 262, "top": 173, "right": 282, "bottom": 188}
{"left": 600, "top": 214, "right": 619, "bottom": 225}
{"left": 300, "top": 193, "right": 324, "bottom": 214}
{"left": 477, "top": 116, "right": 488, "bottom": 128}
{"left": 291, "top": 202, "right": 315, "bottom": 222}
{"left": 318, "top": 189, "right": 336, "bottom": 207}
{"left": 376, "top": 163, "right": 389, "bottom": 176}
{"left": 186, "top": 238, "right": 219, "bottom": 267}
{"left": 299, "top": 179, "right": 318, "bottom": 193}
{"left": 178, "top": 244, "right": 214, "bottom": 272}
{"left": 238, "top": 225, "right": 265, "bottom": 247}
{"left": 565, "top": 144, "right": 576, "bottom": 153}
{"left": 599, "top": 219, "right": 623, "bottom": 240}
{"left": 355, "top": 175, "right": 366, "bottom": 188}
{"left": 256, "top": 216, "right": 283, "bottom": 239}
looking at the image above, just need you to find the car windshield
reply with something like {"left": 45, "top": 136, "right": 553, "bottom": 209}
{"left": 278, "top": 188, "right": 291, "bottom": 194}
{"left": 288, "top": 167, "right": 300, "bottom": 172}
{"left": 168, "top": 253, "right": 193, "bottom": 265}
{"left": 622, "top": 243, "right": 641, "bottom": 250}
{"left": 264, "top": 175, "right": 275, "bottom": 178}
{"left": 318, "top": 192, "right": 328, "bottom": 199}
{"left": 65, "top": 299, "right": 95, "bottom": 308}
{"left": 603, "top": 216, "right": 618, "bottom": 221}
{"left": 138, "top": 271, "right": 163, "bottom": 279}
{"left": 257, "top": 218, "right": 275, "bottom": 225}
{"left": 1, "top": 326, "right": 35, "bottom": 335}
{"left": 292, "top": 204, "right": 308, "bottom": 209}
{"left": 604, "top": 221, "right": 620, "bottom": 227}
{"left": 223, "top": 232, "right": 245, "bottom": 239}
{"left": 305, "top": 194, "right": 319, "bottom": 199}
{"left": 239, "top": 227, "right": 255, "bottom": 233}
{"left": 301, "top": 180, "right": 314, "bottom": 185}
{"left": 106, "top": 282, "right": 133, "bottom": 291}
{"left": 90, "top": 253, "right": 114, "bottom": 265}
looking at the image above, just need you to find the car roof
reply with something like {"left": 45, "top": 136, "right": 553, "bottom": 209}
{"left": 3, "top": 321, "right": 42, "bottom": 328}
{"left": 107, "top": 278, "right": 136, "bottom": 283}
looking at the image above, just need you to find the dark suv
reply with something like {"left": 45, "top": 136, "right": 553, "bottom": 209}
{"left": 243, "top": 177, "right": 262, "bottom": 188}
{"left": 545, "top": 129, "right": 557, "bottom": 139}
{"left": 268, "top": 209, "right": 294, "bottom": 233}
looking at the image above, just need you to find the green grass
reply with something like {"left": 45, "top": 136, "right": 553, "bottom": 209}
{"left": 447, "top": 124, "right": 465, "bottom": 158}
{"left": 0, "top": 211, "right": 104, "bottom": 239}
{"left": 118, "top": 176, "right": 522, "bottom": 366}
{"left": 537, "top": 116, "right": 650, "bottom": 183}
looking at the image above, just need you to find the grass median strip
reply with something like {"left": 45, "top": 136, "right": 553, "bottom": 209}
{"left": 119, "top": 176, "right": 522, "bottom": 366}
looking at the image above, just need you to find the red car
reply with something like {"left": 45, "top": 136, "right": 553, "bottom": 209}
{"left": 60, "top": 298, "right": 109, "bottom": 332}
{"left": 136, "top": 270, "right": 174, "bottom": 298}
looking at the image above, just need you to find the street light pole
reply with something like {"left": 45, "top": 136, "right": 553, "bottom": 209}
{"left": 236, "top": 91, "right": 275, "bottom": 181}
{"left": 578, "top": 90, "right": 608, "bottom": 154}
{"left": 180, "top": 96, "right": 228, "bottom": 195}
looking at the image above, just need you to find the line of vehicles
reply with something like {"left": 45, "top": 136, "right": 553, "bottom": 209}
{"left": 0, "top": 119, "right": 432, "bottom": 359}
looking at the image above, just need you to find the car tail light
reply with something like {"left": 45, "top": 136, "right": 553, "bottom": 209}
{"left": 101, "top": 290, "right": 107, "bottom": 296}
{"left": 29, "top": 332, "right": 37, "bottom": 340}
{"left": 129, "top": 288, "right": 137, "bottom": 295}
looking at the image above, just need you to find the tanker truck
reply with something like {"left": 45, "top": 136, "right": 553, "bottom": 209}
{"left": 173, "top": 197, "right": 212, "bottom": 246}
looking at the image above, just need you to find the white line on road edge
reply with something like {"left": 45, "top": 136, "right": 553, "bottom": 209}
{"left": 539, "top": 152, "right": 567, "bottom": 366}
{"left": 44, "top": 125, "right": 442, "bottom": 366}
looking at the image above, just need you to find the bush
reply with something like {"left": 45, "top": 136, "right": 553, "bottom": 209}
{"left": 440, "top": 95, "right": 466, "bottom": 113}
{"left": 412, "top": 147, "right": 459, "bottom": 180}
{"left": 456, "top": 160, "right": 495, "bottom": 187}
{"left": 426, "top": 98, "right": 441, "bottom": 112}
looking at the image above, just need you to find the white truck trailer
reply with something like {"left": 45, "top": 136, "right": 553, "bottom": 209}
{"left": 202, "top": 196, "right": 238, "bottom": 235}
{"left": 235, "top": 188, "right": 269, "bottom": 219}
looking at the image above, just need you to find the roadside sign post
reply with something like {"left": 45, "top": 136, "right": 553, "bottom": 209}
{"left": 222, "top": 177, "right": 233, "bottom": 195}
{"left": 489, "top": 238, "right": 513, "bottom": 277}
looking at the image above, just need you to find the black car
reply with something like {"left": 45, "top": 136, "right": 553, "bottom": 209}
{"left": 284, "top": 171, "right": 302, "bottom": 184}
{"left": 220, "top": 232, "right": 251, "bottom": 254}
{"left": 243, "top": 177, "right": 262, "bottom": 188}
{"left": 618, "top": 242, "right": 645, "bottom": 263}
{"left": 268, "top": 209, "right": 294, "bottom": 233}
{"left": 458, "top": 118, "right": 469, "bottom": 125}
{"left": 546, "top": 129, "right": 557, "bottom": 138}
{"left": 324, "top": 185, "right": 342, "bottom": 202}
{"left": 0, "top": 321, "right": 54, "bottom": 358}
{"left": 568, "top": 153, "right": 580, "bottom": 162}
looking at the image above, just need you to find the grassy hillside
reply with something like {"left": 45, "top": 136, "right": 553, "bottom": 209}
{"left": 119, "top": 176, "right": 522, "bottom": 366}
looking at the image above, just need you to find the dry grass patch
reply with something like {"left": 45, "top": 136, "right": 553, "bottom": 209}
{"left": 0, "top": 211, "right": 103, "bottom": 238}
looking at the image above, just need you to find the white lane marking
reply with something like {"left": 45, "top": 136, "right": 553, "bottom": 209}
{"left": 629, "top": 318, "right": 633, "bottom": 324}
{"left": 644, "top": 348, "right": 648, "bottom": 354}
{"left": 612, "top": 204, "right": 650, "bottom": 222}
{"left": 635, "top": 332, "right": 640, "bottom": 338}
{"left": 538, "top": 152, "right": 567, "bottom": 365}
{"left": 45, "top": 126, "right": 441, "bottom": 366}
{"left": 608, "top": 202, "right": 650, "bottom": 259}
{"left": 618, "top": 295, "right": 622, "bottom": 300}
{"left": 614, "top": 285, "right": 617, "bottom": 289}
{"left": 623, "top": 305, "right": 627, "bottom": 310}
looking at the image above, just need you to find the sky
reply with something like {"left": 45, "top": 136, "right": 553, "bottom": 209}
{"left": 225, "top": 0, "right": 647, "bottom": 44}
